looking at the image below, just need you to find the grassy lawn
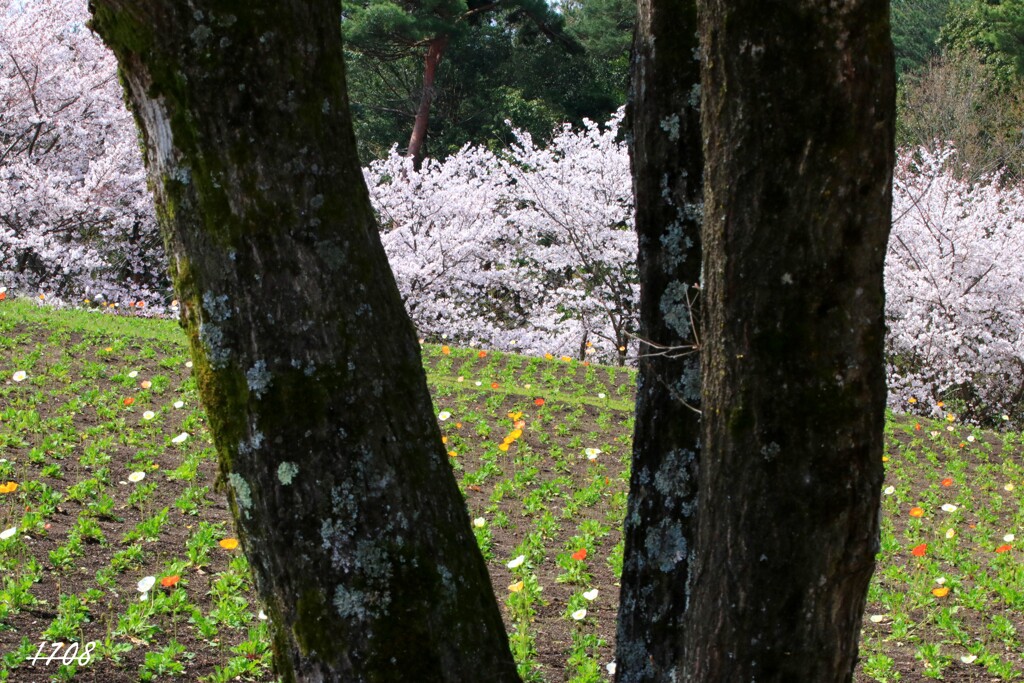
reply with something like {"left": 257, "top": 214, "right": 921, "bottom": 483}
{"left": 0, "top": 297, "right": 1021, "bottom": 682}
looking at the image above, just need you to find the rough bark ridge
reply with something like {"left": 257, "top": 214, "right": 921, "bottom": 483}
{"left": 687, "top": 1, "right": 895, "bottom": 680}
{"left": 87, "top": 2, "right": 519, "bottom": 681}
{"left": 614, "top": 0, "right": 703, "bottom": 680}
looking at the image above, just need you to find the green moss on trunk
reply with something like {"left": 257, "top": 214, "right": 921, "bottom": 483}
{"left": 88, "top": 2, "right": 520, "bottom": 680}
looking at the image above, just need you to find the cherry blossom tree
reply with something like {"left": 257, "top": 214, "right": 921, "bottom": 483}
{"left": 502, "top": 112, "right": 637, "bottom": 363}
{"left": 886, "top": 146, "right": 1024, "bottom": 423}
{"left": 0, "top": 0, "right": 166, "bottom": 310}
{"left": 365, "top": 110, "right": 637, "bottom": 363}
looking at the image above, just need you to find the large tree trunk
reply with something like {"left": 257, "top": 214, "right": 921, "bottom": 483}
{"left": 614, "top": 0, "right": 703, "bottom": 679}
{"left": 408, "top": 36, "right": 448, "bottom": 169}
{"left": 87, "top": 3, "right": 518, "bottom": 681}
{"left": 685, "top": 1, "right": 895, "bottom": 680}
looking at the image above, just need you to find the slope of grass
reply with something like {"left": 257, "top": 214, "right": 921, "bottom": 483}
{"left": 0, "top": 297, "right": 1021, "bottom": 682}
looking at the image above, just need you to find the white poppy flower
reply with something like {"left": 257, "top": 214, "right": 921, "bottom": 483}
{"left": 506, "top": 555, "right": 525, "bottom": 570}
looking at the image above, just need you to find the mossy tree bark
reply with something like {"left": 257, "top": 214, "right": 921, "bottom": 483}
{"left": 87, "top": 2, "right": 519, "bottom": 681}
{"left": 685, "top": 1, "right": 895, "bottom": 680}
{"left": 614, "top": 0, "right": 703, "bottom": 680}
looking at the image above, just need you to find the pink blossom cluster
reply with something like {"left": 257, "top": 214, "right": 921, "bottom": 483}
{"left": 364, "top": 111, "right": 637, "bottom": 363}
{"left": 886, "top": 147, "right": 1024, "bottom": 424}
{"left": 0, "top": 0, "right": 167, "bottom": 312}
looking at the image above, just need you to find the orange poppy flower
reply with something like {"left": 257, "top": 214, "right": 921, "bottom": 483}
{"left": 441, "top": 346, "right": 451, "bottom": 355}
{"left": 941, "top": 478, "right": 953, "bottom": 487}
{"left": 931, "top": 587, "right": 950, "bottom": 597}
{"left": 534, "top": 397, "right": 545, "bottom": 406}
{"left": 490, "top": 382, "right": 499, "bottom": 389}
{"left": 0, "top": 482, "right": 18, "bottom": 494}
{"left": 478, "top": 350, "right": 487, "bottom": 358}
{"left": 160, "top": 575, "right": 180, "bottom": 588}
{"left": 911, "top": 543, "right": 927, "bottom": 557}
{"left": 571, "top": 548, "right": 587, "bottom": 561}
{"left": 909, "top": 507, "right": 924, "bottom": 518}
{"left": 123, "top": 397, "right": 135, "bottom": 406}
{"left": 996, "top": 544, "right": 1012, "bottom": 553}
{"left": 219, "top": 538, "right": 239, "bottom": 550}
{"left": 0, "top": 292, "right": 5, "bottom": 301}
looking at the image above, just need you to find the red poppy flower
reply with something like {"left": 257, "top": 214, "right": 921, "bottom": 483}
{"left": 941, "top": 478, "right": 953, "bottom": 487}
{"left": 123, "top": 397, "right": 135, "bottom": 406}
{"left": 571, "top": 548, "right": 587, "bottom": 561}
{"left": 996, "top": 544, "right": 1012, "bottom": 553}
{"left": 534, "top": 397, "right": 545, "bottom": 406}
{"left": 911, "top": 543, "right": 927, "bottom": 557}
{"left": 161, "top": 575, "right": 180, "bottom": 588}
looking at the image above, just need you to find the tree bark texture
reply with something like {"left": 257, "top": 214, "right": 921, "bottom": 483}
{"left": 688, "top": 1, "right": 895, "bottom": 681}
{"left": 87, "top": 3, "right": 519, "bottom": 681}
{"left": 408, "top": 36, "right": 448, "bottom": 169}
{"left": 614, "top": 0, "right": 703, "bottom": 680}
